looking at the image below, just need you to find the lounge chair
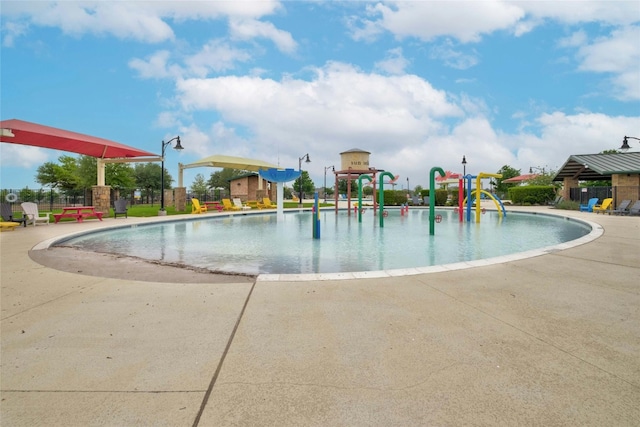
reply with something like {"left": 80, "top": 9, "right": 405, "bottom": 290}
{"left": 21, "top": 202, "right": 51, "bottom": 226}
{"left": 191, "top": 198, "right": 208, "bottom": 214}
{"left": 593, "top": 198, "right": 613, "bottom": 214}
{"left": 113, "top": 199, "right": 128, "bottom": 218}
{"left": 626, "top": 200, "right": 640, "bottom": 216}
{"left": 549, "top": 195, "right": 563, "bottom": 207}
{"left": 609, "top": 199, "right": 631, "bottom": 215}
{"left": 579, "top": 197, "right": 599, "bottom": 212}
{"left": 1, "top": 203, "right": 27, "bottom": 227}
{"left": 292, "top": 194, "right": 299, "bottom": 202}
{"left": 222, "top": 199, "right": 240, "bottom": 211}
{"left": 233, "top": 198, "right": 251, "bottom": 210}
{"left": 257, "top": 197, "right": 276, "bottom": 209}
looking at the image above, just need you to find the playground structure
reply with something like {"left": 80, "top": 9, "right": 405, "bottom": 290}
{"left": 455, "top": 172, "right": 507, "bottom": 225}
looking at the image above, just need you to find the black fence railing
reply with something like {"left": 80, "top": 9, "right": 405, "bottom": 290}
{"left": 569, "top": 186, "right": 640, "bottom": 204}
{"left": 1, "top": 188, "right": 93, "bottom": 213}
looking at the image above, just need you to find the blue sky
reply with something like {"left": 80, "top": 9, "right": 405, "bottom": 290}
{"left": 1, "top": 1, "right": 639, "bottom": 191}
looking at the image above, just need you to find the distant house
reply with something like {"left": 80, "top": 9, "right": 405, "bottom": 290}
{"left": 228, "top": 172, "right": 275, "bottom": 202}
{"left": 553, "top": 152, "right": 640, "bottom": 204}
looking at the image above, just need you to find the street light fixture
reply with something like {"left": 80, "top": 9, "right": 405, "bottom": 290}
{"left": 406, "top": 177, "right": 410, "bottom": 196}
{"left": 324, "top": 165, "right": 334, "bottom": 203}
{"left": 620, "top": 136, "right": 640, "bottom": 152}
{"left": 160, "top": 136, "right": 183, "bottom": 212}
{"left": 298, "top": 153, "right": 311, "bottom": 205}
{"left": 529, "top": 166, "right": 545, "bottom": 174}
{"left": 461, "top": 155, "right": 467, "bottom": 176}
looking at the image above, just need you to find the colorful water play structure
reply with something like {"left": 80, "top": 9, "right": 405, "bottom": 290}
{"left": 460, "top": 172, "right": 507, "bottom": 223}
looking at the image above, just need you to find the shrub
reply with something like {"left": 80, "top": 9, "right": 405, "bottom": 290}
{"left": 508, "top": 185, "right": 556, "bottom": 205}
{"left": 555, "top": 200, "right": 580, "bottom": 210}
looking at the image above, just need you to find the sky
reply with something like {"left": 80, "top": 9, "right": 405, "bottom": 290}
{"left": 1, "top": 0, "right": 639, "bottom": 192}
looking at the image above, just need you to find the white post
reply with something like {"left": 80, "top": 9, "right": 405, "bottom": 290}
{"left": 276, "top": 182, "right": 284, "bottom": 222}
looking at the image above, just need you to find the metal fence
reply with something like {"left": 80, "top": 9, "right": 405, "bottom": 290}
{"left": 1, "top": 188, "right": 93, "bottom": 213}
{"left": 569, "top": 186, "right": 640, "bottom": 205}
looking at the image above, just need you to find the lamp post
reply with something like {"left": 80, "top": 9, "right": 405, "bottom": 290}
{"left": 406, "top": 177, "right": 410, "bottom": 196}
{"left": 620, "top": 136, "right": 640, "bottom": 152}
{"left": 324, "top": 165, "right": 334, "bottom": 203}
{"left": 160, "top": 136, "right": 183, "bottom": 213}
{"left": 461, "top": 155, "right": 467, "bottom": 176}
{"left": 529, "top": 166, "right": 545, "bottom": 174}
{"left": 298, "top": 153, "right": 311, "bottom": 206}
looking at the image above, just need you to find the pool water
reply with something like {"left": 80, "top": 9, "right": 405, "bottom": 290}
{"left": 57, "top": 209, "right": 592, "bottom": 275}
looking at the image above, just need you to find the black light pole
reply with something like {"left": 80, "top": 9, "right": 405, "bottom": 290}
{"left": 160, "top": 136, "right": 183, "bottom": 212}
{"left": 298, "top": 153, "right": 311, "bottom": 206}
{"left": 406, "top": 177, "right": 410, "bottom": 196}
{"left": 620, "top": 136, "right": 640, "bottom": 152}
{"left": 324, "top": 165, "right": 334, "bottom": 203}
{"left": 462, "top": 155, "right": 467, "bottom": 176}
{"left": 529, "top": 166, "right": 545, "bottom": 174}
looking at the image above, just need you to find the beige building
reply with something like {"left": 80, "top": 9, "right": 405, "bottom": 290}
{"left": 229, "top": 173, "right": 275, "bottom": 202}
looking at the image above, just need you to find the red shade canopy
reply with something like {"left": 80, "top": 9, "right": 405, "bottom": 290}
{"left": 502, "top": 173, "right": 539, "bottom": 183}
{"left": 0, "top": 118, "right": 156, "bottom": 158}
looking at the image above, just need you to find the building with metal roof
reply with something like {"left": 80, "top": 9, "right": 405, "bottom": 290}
{"left": 553, "top": 152, "right": 640, "bottom": 205}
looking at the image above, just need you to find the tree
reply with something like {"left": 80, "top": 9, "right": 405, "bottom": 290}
{"left": 293, "top": 170, "right": 315, "bottom": 198}
{"left": 493, "top": 165, "right": 521, "bottom": 196}
{"left": 35, "top": 155, "right": 80, "bottom": 193}
{"left": 207, "top": 168, "right": 244, "bottom": 193}
{"left": 190, "top": 173, "right": 208, "bottom": 197}
{"left": 133, "top": 163, "right": 171, "bottom": 203}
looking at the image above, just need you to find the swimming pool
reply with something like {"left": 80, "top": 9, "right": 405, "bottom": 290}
{"left": 56, "top": 209, "right": 593, "bottom": 277}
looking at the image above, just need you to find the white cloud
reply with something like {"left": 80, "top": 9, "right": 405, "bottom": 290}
{"left": 374, "top": 47, "right": 409, "bottom": 75}
{"left": 573, "top": 26, "right": 640, "bottom": 101}
{"left": 129, "top": 50, "right": 178, "bottom": 79}
{"left": 430, "top": 40, "right": 479, "bottom": 70}
{"left": 185, "top": 39, "right": 252, "bottom": 76}
{"left": 1, "top": 1, "right": 284, "bottom": 44}
{"left": 0, "top": 143, "right": 51, "bottom": 169}
{"left": 229, "top": 18, "right": 297, "bottom": 54}
{"left": 354, "top": 1, "right": 524, "bottom": 43}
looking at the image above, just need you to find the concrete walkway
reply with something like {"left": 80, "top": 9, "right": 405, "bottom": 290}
{"left": 1, "top": 207, "right": 639, "bottom": 426}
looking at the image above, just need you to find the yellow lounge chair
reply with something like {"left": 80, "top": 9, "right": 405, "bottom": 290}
{"left": 222, "top": 199, "right": 240, "bottom": 211}
{"left": 191, "top": 198, "right": 208, "bottom": 214}
{"left": 593, "top": 198, "right": 613, "bottom": 214}
{"left": 257, "top": 197, "right": 276, "bottom": 209}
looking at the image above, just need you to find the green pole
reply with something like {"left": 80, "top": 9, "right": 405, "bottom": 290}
{"left": 357, "top": 175, "right": 372, "bottom": 223}
{"left": 429, "top": 167, "right": 445, "bottom": 235}
{"left": 378, "top": 172, "right": 396, "bottom": 228}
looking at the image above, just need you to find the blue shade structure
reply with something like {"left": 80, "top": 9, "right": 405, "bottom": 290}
{"left": 259, "top": 168, "right": 301, "bottom": 221}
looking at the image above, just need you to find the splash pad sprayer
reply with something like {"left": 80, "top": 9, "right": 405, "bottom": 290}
{"left": 429, "top": 167, "right": 446, "bottom": 235}
{"left": 312, "top": 192, "right": 320, "bottom": 239}
{"left": 457, "top": 173, "right": 507, "bottom": 223}
{"left": 357, "top": 174, "right": 373, "bottom": 223}
{"left": 258, "top": 168, "right": 301, "bottom": 222}
{"left": 378, "top": 172, "right": 399, "bottom": 227}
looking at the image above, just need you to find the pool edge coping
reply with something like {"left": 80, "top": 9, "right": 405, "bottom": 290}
{"left": 31, "top": 208, "right": 603, "bottom": 282}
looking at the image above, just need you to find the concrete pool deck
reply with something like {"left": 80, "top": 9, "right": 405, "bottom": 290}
{"left": 1, "top": 206, "right": 639, "bottom": 426}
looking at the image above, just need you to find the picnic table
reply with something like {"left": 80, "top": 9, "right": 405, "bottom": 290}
{"left": 54, "top": 206, "right": 104, "bottom": 223}
{"left": 204, "top": 201, "right": 224, "bottom": 212}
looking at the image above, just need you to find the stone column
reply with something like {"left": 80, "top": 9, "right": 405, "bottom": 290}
{"left": 164, "top": 189, "right": 174, "bottom": 208}
{"left": 562, "top": 177, "right": 578, "bottom": 202}
{"left": 174, "top": 187, "right": 187, "bottom": 212}
{"left": 92, "top": 185, "right": 111, "bottom": 216}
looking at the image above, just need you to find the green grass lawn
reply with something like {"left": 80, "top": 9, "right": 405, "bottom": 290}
{"left": 37, "top": 202, "right": 337, "bottom": 221}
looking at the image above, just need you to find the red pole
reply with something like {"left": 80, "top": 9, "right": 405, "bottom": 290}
{"left": 458, "top": 178, "right": 463, "bottom": 223}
